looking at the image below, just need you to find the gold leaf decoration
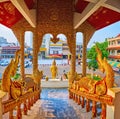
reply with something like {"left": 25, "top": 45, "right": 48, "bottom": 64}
{"left": 4, "top": 3, "right": 15, "bottom": 15}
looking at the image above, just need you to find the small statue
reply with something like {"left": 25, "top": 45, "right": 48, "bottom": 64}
{"left": 50, "top": 59, "right": 58, "bottom": 79}
{"left": 45, "top": 76, "right": 49, "bottom": 81}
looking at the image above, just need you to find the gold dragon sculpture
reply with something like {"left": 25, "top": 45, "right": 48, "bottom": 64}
{"left": 1, "top": 50, "right": 21, "bottom": 93}
{"left": 72, "top": 45, "right": 114, "bottom": 96}
{"left": 1, "top": 49, "right": 43, "bottom": 99}
{"left": 1, "top": 49, "right": 24, "bottom": 99}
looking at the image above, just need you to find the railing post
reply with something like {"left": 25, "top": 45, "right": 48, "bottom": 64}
{"left": 69, "top": 90, "right": 72, "bottom": 99}
{"left": 17, "top": 104, "right": 22, "bottom": 119}
{"left": 0, "top": 98, "right": 2, "bottom": 119}
{"left": 92, "top": 101, "right": 97, "bottom": 118}
{"left": 81, "top": 97, "right": 85, "bottom": 108}
{"left": 107, "top": 88, "right": 120, "bottom": 119}
{"left": 86, "top": 99, "right": 90, "bottom": 112}
{"left": 24, "top": 101, "right": 27, "bottom": 115}
{"left": 75, "top": 94, "right": 78, "bottom": 103}
{"left": 73, "top": 93, "right": 75, "bottom": 100}
{"left": 28, "top": 99, "right": 30, "bottom": 110}
{"left": 101, "top": 103, "right": 106, "bottom": 119}
{"left": 0, "top": 91, "right": 6, "bottom": 119}
{"left": 78, "top": 96, "right": 81, "bottom": 105}
{"left": 9, "top": 110, "right": 13, "bottom": 119}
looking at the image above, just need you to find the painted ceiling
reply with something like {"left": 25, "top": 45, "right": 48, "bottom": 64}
{"left": 0, "top": 0, "right": 120, "bottom": 30}
{"left": 0, "top": 0, "right": 34, "bottom": 27}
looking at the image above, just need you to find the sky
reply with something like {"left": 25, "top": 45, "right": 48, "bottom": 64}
{"left": 0, "top": 24, "right": 18, "bottom": 43}
{"left": 76, "top": 21, "right": 120, "bottom": 48}
{"left": 0, "top": 21, "right": 120, "bottom": 48}
{"left": 87, "top": 21, "right": 120, "bottom": 48}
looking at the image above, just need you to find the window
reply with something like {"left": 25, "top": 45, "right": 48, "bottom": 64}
{"left": 117, "top": 40, "right": 120, "bottom": 44}
{"left": 53, "top": 51, "right": 58, "bottom": 54}
{"left": 117, "top": 50, "right": 120, "bottom": 53}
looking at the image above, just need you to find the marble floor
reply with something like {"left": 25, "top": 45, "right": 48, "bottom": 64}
{"left": 28, "top": 88, "right": 101, "bottom": 119}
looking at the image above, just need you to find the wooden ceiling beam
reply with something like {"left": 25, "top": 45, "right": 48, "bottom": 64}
{"left": 103, "top": 0, "right": 120, "bottom": 13}
{"left": 0, "top": 0, "right": 9, "bottom": 2}
{"left": 84, "top": 0, "right": 120, "bottom": 13}
{"left": 74, "top": 0, "right": 107, "bottom": 29}
{"left": 75, "top": 0, "right": 78, "bottom": 4}
{"left": 84, "top": 0, "right": 98, "bottom": 3}
{"left": 10, "top": 0, "right": 36, "bottom": 28}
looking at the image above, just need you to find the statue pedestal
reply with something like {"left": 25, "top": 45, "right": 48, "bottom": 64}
{"left": 41, "top": 79, "right": 68, "bottom": 88}
{"left": 49, "top": 79, "right": 61, "bottom": 81}
{"left": 107, "top": 88, "right": 120, "bottom": 119}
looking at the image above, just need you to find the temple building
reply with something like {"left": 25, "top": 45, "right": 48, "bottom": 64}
{"left": 39, "top": 39, "right": 82, "bottom": 59}
{"left": 0, "top": 46, "right": 20, "bottom": 58}
{"left": 108, "top": 34, "right": 120, "bottom": 62}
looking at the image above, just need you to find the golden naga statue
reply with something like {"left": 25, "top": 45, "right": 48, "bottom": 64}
{"left": 50, "top": 59, "right": 58, "bottom": 79}
{"left": 11, "top": 49, "right": 21, "bottom": 77}
{"left": 73, "top": 45, "right": 114, "bottom": 95}
{"left": 1, "top": 49, "right": 39, "bottom": 99}
{"left": 1, "top": 49, "right": 23, "bottom": 99}
{"left": 1, "top": 50, "right": 21, "bottom": 93}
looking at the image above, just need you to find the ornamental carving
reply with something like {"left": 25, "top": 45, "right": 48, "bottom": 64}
{"left": 76, "top": 21, "right": 95, "bottom": 44}
{"left": 11, "top": 0, "right": 74, "bottom": 54}
{"left": 4, "top": 3, "right": 15, "bottom": 15}
{"left": 49, "top": 8, "right": 59, "bottom": 21}
{"left": 11, "top": 0, "right": 75, "bottom": 54}
{"left": 37, "top": 0, "right": 74, "bottom": 52}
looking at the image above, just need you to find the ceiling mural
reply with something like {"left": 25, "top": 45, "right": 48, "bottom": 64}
{"left": 0, "top": 0, "right": 119, "bottom": 30}
{"left": 87, "top": 7, "right": 120, "bottom": 30}
{"left": 0, "top": 0, "right": 34, "bottom": 27}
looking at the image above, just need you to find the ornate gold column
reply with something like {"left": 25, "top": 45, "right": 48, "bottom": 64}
{"left": 67, "top": 54, "right": 70, "bottom": 65}
{"left": 67, "top": 32, "right": 76, "bottom": 88}
{"left": 71, "top": 36, "right": 76, "bottom": 74}
{"left": 78, "top": 54, "right": 80, "bottom": 59}
{"left": 20, "top": 30, "right": 25, "bottom": 80}
{"left": 33, "top": 30, "right": 38, "bottom": 73}
{"left": 82, "top": 33, "right": 87, "bottom": 77}
{"left": 76, "top": 22, "right": 95, "bottom": 77}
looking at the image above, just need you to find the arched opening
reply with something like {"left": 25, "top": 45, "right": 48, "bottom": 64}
{"left": 76, "top": 32, "right": 83, "bottom": 67}
{"left": 39, "top": 33, "right": 53, "bottom": 59}
{"left": 0, "top": 24, "right": 20, "bottom": 78}
{"left": 23, "top": 31, "right": 33, "bottom": 74}
{"left": 25, "top": 31, "right": 33, "bottom": 60}
{"left": 38, "top": 33, "right": 70, "bottom": 80}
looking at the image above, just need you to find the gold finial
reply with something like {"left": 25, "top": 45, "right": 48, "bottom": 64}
{"left": 52, "top": 59, "right": 56, "bottom": 65}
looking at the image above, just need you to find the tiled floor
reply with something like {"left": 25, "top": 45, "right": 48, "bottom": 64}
{"left": 39, "top": 88, "right": 81, "bottom": 119}
{"left": 31, "top": 88, "right": 100, "bottom": 119}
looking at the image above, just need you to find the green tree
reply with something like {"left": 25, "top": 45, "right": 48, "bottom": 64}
{"left": 87, "top": 41, "right": 109, "bottom": 70}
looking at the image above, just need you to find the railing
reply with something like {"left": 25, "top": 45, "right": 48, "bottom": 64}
{"left": 1, "top": 90, "right": 40, "bottom": 119}
{"left": 69, "top": 88, "right": 114, "bottom": 119}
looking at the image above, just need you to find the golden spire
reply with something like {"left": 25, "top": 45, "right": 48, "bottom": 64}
{"left": 52, "top": 59, "right": 56, "bottom": 65}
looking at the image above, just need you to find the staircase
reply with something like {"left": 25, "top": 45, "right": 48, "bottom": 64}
{"left": 22, "top": 100, "right": 41, "bottom": 119}
{"left": 21, "top": 88, "right": 101, "bottom": 119}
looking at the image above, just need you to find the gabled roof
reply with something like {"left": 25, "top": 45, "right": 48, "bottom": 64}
{"left": 116, "top": 34, "right": 120, "bottom": 37}
{"left": 74, "top": 0, "right": 120, "bottom": 30}
{"left": 0, "top": 0, "right": 34, "bottom": 27}
{"left": 87, "top": 7, "right": 120, "bottom": 30}
{"left": 0, "top": 0, "right": 119, "bottom": 30}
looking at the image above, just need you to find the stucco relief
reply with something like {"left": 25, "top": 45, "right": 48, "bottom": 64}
{"left": 11, "top": 0, "right": 75, "bottom": 54}
{"left": 37, "top": 0, "right": 74, "bottom": 52}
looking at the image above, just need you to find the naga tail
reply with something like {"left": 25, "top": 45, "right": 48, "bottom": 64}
{"left": 95, "top": 44, "right": 105, "bottom": 73}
